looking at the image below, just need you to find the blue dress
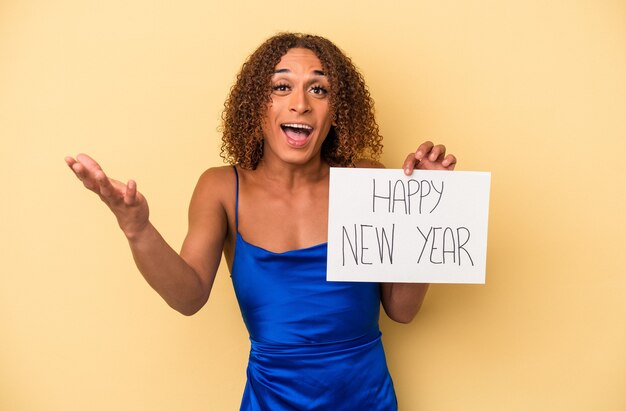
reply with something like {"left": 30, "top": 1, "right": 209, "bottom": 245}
{"left": 231, "top": 167, "right": 398, "bottom": 410}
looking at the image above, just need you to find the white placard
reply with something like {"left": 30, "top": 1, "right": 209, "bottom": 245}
{"left": 327, "top": 168, "right": 491, "bottom": 284}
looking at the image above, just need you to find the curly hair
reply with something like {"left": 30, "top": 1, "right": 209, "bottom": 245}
{"left": 220, "top": 33, "right": 383, "bottom": 169}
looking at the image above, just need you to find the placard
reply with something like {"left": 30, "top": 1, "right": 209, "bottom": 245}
{"left": 327, "top": 168, "right": 491, "bottom": 283}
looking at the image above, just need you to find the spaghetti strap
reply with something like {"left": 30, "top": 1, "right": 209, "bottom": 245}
{"left": 233, "top": 165, "right": 239, "bottom": 230}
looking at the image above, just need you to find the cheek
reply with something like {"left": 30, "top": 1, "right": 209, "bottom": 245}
{"left": 261, "top": 104, "right": 275, "bottom": 128}
{"left": 260, "top": 117, "right": 272, "bottom": 139}
{"left": 265, "top": 101, "right": 281, "bottom": 122}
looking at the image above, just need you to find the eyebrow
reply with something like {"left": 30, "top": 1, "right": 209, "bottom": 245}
{"left": 273, "top": 68, "right": 326, "bottom": 76}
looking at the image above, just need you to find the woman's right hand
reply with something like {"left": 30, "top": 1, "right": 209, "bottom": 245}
{"left": 65, "top": 153, "right": 149, "bottom": 239}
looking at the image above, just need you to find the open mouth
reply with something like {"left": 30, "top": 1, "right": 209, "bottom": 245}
{"left": 281, "top": 123, "right": 313, "bottom": 146}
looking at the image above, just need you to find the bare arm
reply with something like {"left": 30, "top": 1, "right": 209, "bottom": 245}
{"left": 65, "top": 154, "right": 228, "bottom": 316}
{"left": 373, "top": 141, "right": 457, "bottom": 323}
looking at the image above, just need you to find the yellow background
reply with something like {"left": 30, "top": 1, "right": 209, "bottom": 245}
{"left": 1, "top": 0, "right": 625, "bottom": 409}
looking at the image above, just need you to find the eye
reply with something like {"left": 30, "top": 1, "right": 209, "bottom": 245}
{"left": 272, "top": 83, "right": 291, "bottom": 94}
{"left": 310, "top": 85, "right": 328, "bottom": 96}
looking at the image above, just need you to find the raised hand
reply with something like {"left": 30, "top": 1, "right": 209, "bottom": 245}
{"left": 65, "top": 154, "right": 149, "bottom": 239}
{"left": 402, "top": 141, "right": 457, "bottom": 175}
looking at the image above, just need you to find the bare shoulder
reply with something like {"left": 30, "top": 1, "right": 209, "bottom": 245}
{"left": 196, "top": 165, "right": 235, "bottom": 180}
{"left": 354, "top": 158, "right": 385, "bottom": 169}
{"left": 190, "top": 165, "right": 236, "bottom": 210}
{"left": 195, "top": 165, "right": 235, "bottom": 190}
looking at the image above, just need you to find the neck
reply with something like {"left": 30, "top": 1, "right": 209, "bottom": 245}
{"left": 256, "top": 155, "right": 329, "bottom": 189}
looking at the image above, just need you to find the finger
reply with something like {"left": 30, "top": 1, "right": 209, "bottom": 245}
{"left": 70, "top": 162, "right": 99, "bottom": 190}
{"left": 124, "top": 180, "right": 137, "bottom": 206}
{"left": 414, "top": 141, "right": 434, "bottom": 161}
{"left": 64, "top": 156, "right": 77, "bottom": 169}
{"left": 65, "top": 156, "right": 87, "bottom": 182}
{"left": 68, "top": 160, "right": 84, "bottom": 178}
{"left": 403, "top": 153, "right": 418, "bottom": 175}
{"left": 75, "top": 153, "right": 107, "bottom": 181}
{"left": 75, "top": 154, "right": 113, "bottom": 193}
{"left": 96, "top": 170, "right": 118, "bottom": 199}
{"left": 76, "top": 153, "right": 103, "bottom": 170}
{"left": 442, "top": 154, "right": 457, "bottom": 170}
{"left": 429, "top": 144, "right": 446, "bottom": 162}
{"left": 66, "top": 154, "right": 93, "bottom": 182}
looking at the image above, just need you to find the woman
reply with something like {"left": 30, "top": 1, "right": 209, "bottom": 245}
{"left": 66, "top": 33, "right": 456, "bottom": 410}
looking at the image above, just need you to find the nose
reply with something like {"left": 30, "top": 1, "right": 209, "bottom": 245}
{"left": 289, "top": 87, "right": 311, "bottom": 114}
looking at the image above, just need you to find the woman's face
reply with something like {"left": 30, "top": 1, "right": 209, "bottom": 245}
{"left": 261, "top": 47, "right": 333, "bottom": 167}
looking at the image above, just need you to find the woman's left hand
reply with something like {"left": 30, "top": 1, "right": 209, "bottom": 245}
{"left": 403, "top": 141, "right": 457, "bottom": 175}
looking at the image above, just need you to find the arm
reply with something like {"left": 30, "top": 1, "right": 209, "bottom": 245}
{"left": 65, "top": 154, "right": 228, "bottom": 316}
{"left": 379, "top": 141, "right": 457, "bottom": 323}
